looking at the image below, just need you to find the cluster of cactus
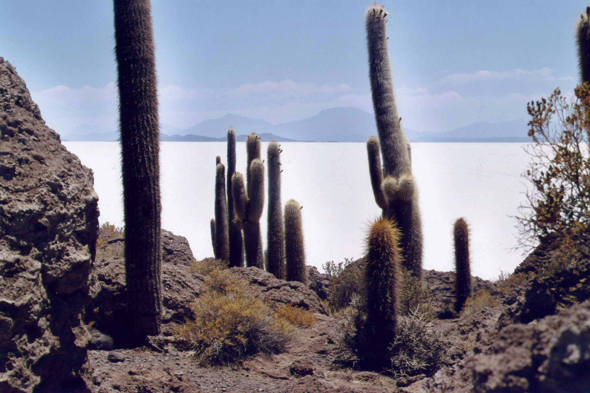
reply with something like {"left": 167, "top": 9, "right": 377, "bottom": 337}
{"left": 365, "top": 3, "right": 423, "bottom": 281}
{"left": 209, "top": 132, "right": 307, "bottom": 283}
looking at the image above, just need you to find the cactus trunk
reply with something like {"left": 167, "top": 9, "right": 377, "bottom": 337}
{"left": 227, "top": 128, "right": 245, "bottom": 267}
{"left": 285, "top": 200, "right": 307, "bottom": 284}
{"left": 365, "top": 4, "right": 423, "bottom": 280}
{"left": 267, "top": 142, "right": 286, "bottom": 279}
{"left": 577, "top": 7, "right": 590, "bottom": 84}
{"left": 210, "top": 218, "right": 217, "bottom": 258}
{"left": 114, "top": 0, "right": 162, "bottom": 343}
{"left": 215, "top": 162, "right": 230, "bottom": 261}
{"left": 232, "top": 142, "right": 265, "bottom": 269}
{"left": 454, "top": 218, "right": 472, "bottom": 313}
{"left": 365, "top": 218, "right": 401, "bottom": 370}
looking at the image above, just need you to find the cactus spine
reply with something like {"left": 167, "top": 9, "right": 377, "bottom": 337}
{"left": 214, "top": 161, "right": 230, "bottom": 261}
{"left": 227, "top": 128, "right": 245, "bottom": 267}
{"left": 284, "top": 200, "right": 307, "bottom": 284}
{"left": 114, "top": 0, "right": 162, "bottom": 343}
{"left": 364, "top": 218, "right": 401, "bottom": 370}
{"left": 577, "top": 7, "right": 590, "bottom": 84}
{"left": 365, "top": 4, "right": 423, "bottom": 280}
{"left": 267, "top": 141, "right": 286, "bottom": 279}
{"left": 233, "top": 133, "right": 265, "bottom": 268}
{"left": 454, "top": 218, "right": 472, "bottom": 313}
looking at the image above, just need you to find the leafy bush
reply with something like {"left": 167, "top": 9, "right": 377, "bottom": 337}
{"left": 518, "top": 85, "right": 590, "bottom": 255}
{"left": 460, "top": 290, "right": 499, "bottom": 317}
{"left": 275, "top": 304, "right": 317, "bottom": 328}
{"left": 177, "top": 268, "right": 292, "bottom": 365}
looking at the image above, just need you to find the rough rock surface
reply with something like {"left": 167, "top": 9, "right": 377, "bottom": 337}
{"left": 0, "top": 58, "right": 99, "bottom": 392}
{"left": 232, "top": 267, "right": 326, "bottom": 314}
{"left": 308, "top": 266, "right": 330, "bottom": 300}
{"left": 86, "top": 229, "right": 202, "bottom": 344}
{"left": 424, "top": 300, "right": 590, "bottom": 393}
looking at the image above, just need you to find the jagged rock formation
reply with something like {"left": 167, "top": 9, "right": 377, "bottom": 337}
{"left": 0, "top": 58, "right": 99, "bottom": 392}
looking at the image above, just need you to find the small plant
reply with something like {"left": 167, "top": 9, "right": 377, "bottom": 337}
{"left": 275, "top": 304, "right": 317, "bottom": 328}
{"left": 326, "top": 259, "right": 365, "bottom": 313}
{"left": 495, "top": 271, "right": 531, "bottom": 295}
{"left": 388, "top": 309, "right": 456, "bottom": 378}
{"left": 177, "top": 268, "right": 291, "bottom": 365}
{"left": 322, "top": 258, "right": 354, "bottom": 278}
{"left": 460, "top": 290, "right": 499, "bottom": 317}
{"left": 190, "top": 258, "right": 228, "bottom": 277}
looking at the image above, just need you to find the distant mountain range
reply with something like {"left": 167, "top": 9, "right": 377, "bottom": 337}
{"left": 61, "top": 107, "right": 531, "bottom": 143}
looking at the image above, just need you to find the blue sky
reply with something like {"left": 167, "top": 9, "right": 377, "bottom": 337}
{"left": 0, "top": 1, "right": 587, "bottom": 134}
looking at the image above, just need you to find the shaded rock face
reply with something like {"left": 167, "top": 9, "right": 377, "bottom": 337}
{"left": 87, "top": 230, "right": 326, "bottom": 347}
{"left": 0, "top": 58, "right": 99, "bottom": 392}
{"left": 308, "top": 266, "right": 330, "bottom": 301}
{"left": 87, "top": 229, "right": 202, "bottom": 344}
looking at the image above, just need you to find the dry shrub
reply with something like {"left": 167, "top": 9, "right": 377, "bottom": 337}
{"left": 96, "top": 222, "right": 124, "bottom": 248}
{"left": 389, "top": 309, "right": 456, "bottom": 378}
{"left": 336, "top": 299, "right": 454, "bottom": 377}
{"left": 460, "top": 290, "right": 499, "bottom": 317}
{"left": 495, "top": 271, "right": 531, "bottom": 295}
{"left": 191, "top": 258, "right": 228, "bottom": 276}
{"left": 399, "top": 268, "right": 434, "bottom": 319}
{"left": 275, "top": 304, "right": 317, "bottom": 328}
{"left": 177, "top": 268, "right": 291, "bottom": 365}
{"left": 326, "top": 259, "right": 365, "bottom": 314}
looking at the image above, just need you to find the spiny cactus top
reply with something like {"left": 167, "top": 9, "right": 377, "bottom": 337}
{"left": 577, "top": 7, "right": 590, "bottom": 84}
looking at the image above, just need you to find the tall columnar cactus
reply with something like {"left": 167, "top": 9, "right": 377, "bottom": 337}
{"left": 454, "top": 218, "right": 472, "bottom": 313}
{"left": 365, "top": 4, "right": 423, "bottom": 280}
{"left": 267, "top": 142, "right": 286, "bottom": 279}
{"left": 284, "top": 200, "right": 307, "bottom": 284}
{"left": 364, "top": 218, "right": 401, "bottom": 370}
{"left": 113, "top": 0, "right": 162, "bottom": 343}
{"left": 214, "top": 161, "right": 230, "bottom": 261}
{"left": 210, "top": 218, "right": 217, "bottom": 258}
{"left": 227, "top": 128, "right": 245, "bottom": 267}
{"left": 233, "top": 134, "right": 265, "bottom": 268}
{"left": 577, "top": 7, "right": 590, "bottom": 84}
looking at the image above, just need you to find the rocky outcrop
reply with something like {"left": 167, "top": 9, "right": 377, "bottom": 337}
{"left": 87, "top": 229, "right": 326, "bottom": 347}
{"left": 87, "top": 229, "right": 202, "bottom": 344}
{"left": 308, "top": 266, "right": 330, "bottom": 301}
{"left": 424, "top": 300, "right": 590, "bottom": 393}
{"left": 232, "top": 267, "right": 326, "bottom": 314}
{"left": 0, "top": 58, "right": 99, "bottom": 392}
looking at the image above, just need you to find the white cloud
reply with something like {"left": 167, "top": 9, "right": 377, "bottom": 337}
{"left": 228, "top": 80, "right": 352, "bottom": 97}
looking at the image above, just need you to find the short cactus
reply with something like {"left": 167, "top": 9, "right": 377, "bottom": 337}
{"left": 214, "top": 161, "right": 229, "bottom": 261}
{"left": 114, "top": 0, "right": 162, "bottom": 343}
{"left": 267, "top": 141, "right": 286, "bottom": 279}
{"left": 284, "top": 200, "right": 307, "bottom": 284}
{"left": 454, "top": 218, "right": 472, "bottom": 313}
{"left": 210, "top": 218, "right": 217, "bottom": 258}
{"left": 233, "top": 135, "right": 265, "bottom": 268}
{"left": 365, "top": 218, "right": 401, "bottom": 370}
{"left": 227, "top": 128, "right": 244, "bottom": 267}
{"left": 577, "top": 7, "right": 590, "bottom": 84}
{"left": 365, "top": 4, "right": 423, "bottom": 280}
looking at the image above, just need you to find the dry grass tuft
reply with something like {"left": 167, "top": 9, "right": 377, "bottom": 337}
{"left": 460, "top": 290, "right": 499, "bottom": 317}
{"left": 275, "top": 304, "right": 317, "bottom": 328}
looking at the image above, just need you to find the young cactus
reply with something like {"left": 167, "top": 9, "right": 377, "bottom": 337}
{"left": 233, "top": 133, "right": 265, "bottom": 268}
{"left": 577, "top": 7, "right": 590, "bottom": 84}
{"left": 210, "top": 218, "right": 217, "bottom": 258}
{"left": 267, "top": 141, "right": 286, "bottom": 279}
{"left": 114, "top": 0, "right": 162, "bottom": 343}
{"left": 227, "top": 128, "right": 244, "bottom": 267}
{"left": 365, "top": 4, "right": 423, "bottom": 280}
{"left": 454, "top": 218, "right": 472, "bottom": 313}
{"left": 365, "top": 218, "right": 401, "bottom": 370}
{"left": 284, "top": 200, "right": 307, "bottom": 284}
{"left": 214, "top": 160, "right": 230, "bottom": 261}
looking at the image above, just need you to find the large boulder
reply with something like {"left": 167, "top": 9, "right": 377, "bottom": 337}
{"left": 0, "top": 58, "right": 99, "bottom": 392}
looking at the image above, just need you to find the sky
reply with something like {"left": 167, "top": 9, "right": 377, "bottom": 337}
{"left": 0, "top": 1, "right": 587, "bottom": 134}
